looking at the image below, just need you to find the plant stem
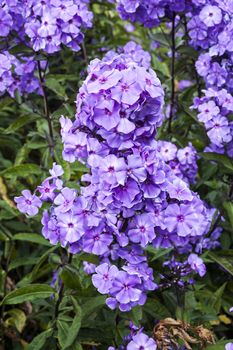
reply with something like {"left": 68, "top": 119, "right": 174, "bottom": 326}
{"left": 168, "top": 12, "right": 176, "bottom": 133}
{"left": 37, "top": 60, "right": 55, "bottom": 160}
{"left": 53, "top": 252, "right": 72, "bottom": 322}
{"left": 81, "top": 41, "right": 88, "bottom": 66}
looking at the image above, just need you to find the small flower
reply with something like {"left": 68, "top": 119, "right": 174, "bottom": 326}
{"left": 111, "top": 271, "right": 142, "bottom": 305}
{"left": 225, "top": 343, "right": 233, "bottom": 350}
{"left": 15, "top": 190, "right": 42, "bottom": 216}
{"left": 128, "top": 213, "right": 155, "bottom": 247}
{"left": 164, "top": 203, "right": 197, "bottom": 237}
{"left": 127, "top": 332, "right": 157, "bottom": 350}
{"left": 167, "top": 178, "right": 193, "bottom": 201}
{"left": 54, "top": 187, "right": 77, "bottom": 213}
{"left": 92, "top": 263, "right": 118, "bottom": 294}
{"left": 199, "top": 5, "right": 222, "bottom": 27}
{"left": 188, "top": 254, "right": 206, "bottom": 277}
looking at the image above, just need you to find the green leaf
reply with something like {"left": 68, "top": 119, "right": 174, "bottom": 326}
{"left": 146, "top": 246, "right": 173, "bottom": 261}
{"left": 5, "top": 308, "right": 27, "bottom": 333}
{"left": 28, "top": 246, "right": 58, "bottom": 283}
{"left": 0, "top": 199, "right": 18, "bottom": 219}
{"left": 46, "top": 78, "right": 68, "bottom": 100}
{"left": 200, "top": 152, "right": 233, "bottom": 172}
{"left": 13, "top": 233, "right": 52, "bottom": 247}
{"left": 27, "top": 329, "right": 53, "bottom": 350}
{"left": 9, "top": 257, "right": 38, "bottom": 271}
{"left": 131, "top": 305, "right": 143, "bottom": 325}
{"left": 77, "top": 253, "right": 99, "bottom": 265}
{"left": 208, "top": 252, "right": 233, "bottom": 276}
{"left": 223, "top": 202, "right": 233, "bottom": 228}
{"left": 81, "top": 296, "right": 106, "bottom": 319}
{"left": 0, "top": 164, "right": 42, "bottom": 178}
{"left": 60, "top": 265, "right": 82, "bottom": 290}
{"left": 57, "top": 320, "right": 70, "bottom": 348}
{"left": 63, "top": 314, "right": 82, "bottom": 349}
{"left": 4, "top": 115, "right": 39, "bottom": 134}
{"left": 1, "top": 284, "right": 55, "bottom": 305}
{"left": 144, "top": 298, "right": 171, "bottom": 319}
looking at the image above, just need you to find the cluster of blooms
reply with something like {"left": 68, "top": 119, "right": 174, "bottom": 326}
{"left": 0, "top": 0, "right": 93, "bottom": 53}
{"left": 15, "top": 45, "right": 220, "bottom": 312}
{"left": 0, "top": 51, "right": 42, "bottom": 96}
{"left": 192, "top": 88, "right": 233, "bottom": 156}
{"left": 113, "top": 1, "right": 233, "bottom": 156}
{"left": 108, "top": 323, "right": 157, "bottom": 350}
{"left": 156, "top": 141, "right": 198, "bottom": 185}
{"left": 187, "top": 2, "right": 233, "bottom": 155}
{"left": 114, "top": 0, "right": 200, "bottom": 28}
{"left": 104, "top": 41, "right": 152, "bottom": 70}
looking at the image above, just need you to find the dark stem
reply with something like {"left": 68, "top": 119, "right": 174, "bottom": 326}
{"left": 193, "top": 59, "right": 202, "bottom": 98}
{"left": 228, "top": 178, "right": 233, "bottom": 199}
{"left": 37, "top": 60, "right": 55, "bottom": 160}
{"left": 168, "top": 12, "right": 176, "bottom": 133}
{"left": 81, "top": 41, "right": 88, "bottom": 66}
{"left": 53, "top": 252, "right": 73, "bottom": 337}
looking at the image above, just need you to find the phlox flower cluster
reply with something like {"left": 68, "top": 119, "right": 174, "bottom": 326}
{"left": 113, "top": 1, "right": 233, "bottom": 157}
{"left": 156, "top": 141, "right": 198, "bottom": 185}
{"left": 108, "top": 322, "right": 157, "bottom": 350}
{"left": 114, "top": 0, "right": 198, "bottom": 28}
{"left": 15, "top": 44, "right": 220, "bottom": 312}
{"left": 0, "top": 51, "right": 42, "bottom": 96}
{"left": 192, "top": 88, "right": 233, "bottom": 156}
{"left": 0, "top": 0, "right": 93, "bottom": 53}
{"left": 187, "top": 2, "right": 233, "bottom": 155}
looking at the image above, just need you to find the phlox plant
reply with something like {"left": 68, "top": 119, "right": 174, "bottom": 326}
{"left": 0, "top": 0, "right": 233, "bottom": 350}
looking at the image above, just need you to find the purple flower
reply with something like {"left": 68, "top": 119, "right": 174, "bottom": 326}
{"left": 92, "top": 263, "right": 118, "bottom": 294}
{"left": 83, "top": 261, "right": 96, "bottom": 275}
{"left": 87, "top": 70, "right": 122, "bottom": 94}
{"left": 188, "top": 254, "right": 206, "bottom": 277}
{"left": 42, "top": 210, "right": 60, "bottom": 245}
{"left": 126, "top": 154, "right": 147, "bottom": 182}
{"left": 49, "top": 162, "right": 64, "bottom": 177}
{"left": 83, "top": 225, "right": 113, "bottom": 255}
{"left": 128, "top": 213, "right": 155, "bottom": 247}
{"left": 197, "top": 100, "right": 220, "bottom": 123}
{"left": 111, "top": 69, "right": 141, "bottom": 105}
{"left": 0, "top": 9, "right": 13, "bottom": 36}
{"left": 54, "top": 187, "right": 77, "bottom": 213}
{"left": 225, "top": 343, "right": 233, "bottom": 350}
{"left": 167, "top": 178, "right": 193, "bottom": 201}
{"left": 58, "top": 211, "right": 83, "bottom": 243}
{"left": 195, "top": 53, "right": 211, "bottom": 77}
{"left": 37, "top": 179, "right": 56, "bottom": 201}
{"left": 111, "top": 271, "right": 142, "bottom": 304}
{"left": 206, "top": 115, "right": 232, "bottom": 146}
{"left": 98, "top": 154, "right": 127, "bottom": 186}
{"left": 114, "top": 179, "right": 140, "bottom": 208}
{"left": 127, "top": 332, "right": 157, "bottom": 350}
{"left": 164, "top": 203, "right": 198, "bottom": 237}
{"left": 15, "top": 190, "right": 42, "bottom": 216}
{"left": 157, "top": 141, "right": 177, "bottom": 162}
{"left": 199, "top": 5, "right": 222, "bottom": 27}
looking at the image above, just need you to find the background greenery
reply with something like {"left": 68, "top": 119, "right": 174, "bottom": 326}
{"left": 0, "top": 2, "right": 233, "bottom": 349}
